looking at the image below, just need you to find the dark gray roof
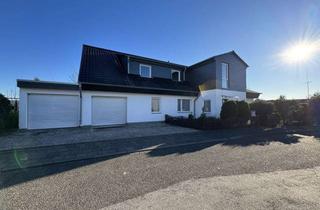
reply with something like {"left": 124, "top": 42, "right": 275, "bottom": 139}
{"left": 189, "top": 51, "right": 249, "bottom": 69}
{"left": 78, "top": 45, "right": 198, "bottom": 96}
{"left": 17, "top": 79, "right": 79, "bottom": 90}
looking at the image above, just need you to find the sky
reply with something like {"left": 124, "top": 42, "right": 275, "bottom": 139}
{"left": 0, "top": 0, "right": 320, "bottom": 99}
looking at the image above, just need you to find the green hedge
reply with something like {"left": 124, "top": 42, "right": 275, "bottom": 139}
{"left": 165, "top": 114, "right": 222, "bottom": 130}
{"left": 0, "top": 94, "right": 18, "bottom": 130}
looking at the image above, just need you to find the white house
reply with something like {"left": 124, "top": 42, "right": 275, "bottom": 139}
{"left": 17, "top": 45, "right": 259, "bottom": 129}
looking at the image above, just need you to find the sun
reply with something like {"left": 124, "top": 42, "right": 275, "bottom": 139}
{"left": 280, "top": 40, "right": 320, "bottom": 64}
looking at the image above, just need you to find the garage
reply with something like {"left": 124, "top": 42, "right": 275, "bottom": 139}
{"left": 92, "top": 96, "right": 127, "bottom": 126}
{"left": 27, "top": 94, "right": 80, "bottom": 129}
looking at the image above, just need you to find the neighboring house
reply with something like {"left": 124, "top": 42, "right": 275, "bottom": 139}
{"left": 17, "top": 45, "right": 260, "bottom": 129}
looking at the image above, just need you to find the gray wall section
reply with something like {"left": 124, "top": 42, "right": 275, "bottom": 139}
{"left": 187, "top": 52, "right": 247, "bottom": 92}
{"left": 186, "top": 61, "right": 216, "bottom": 89}
{"left": 214, "top": 53, "right": 246, "bottom": 91}
{"left": 129, "top": 61, "right": 183, "bottom": 80}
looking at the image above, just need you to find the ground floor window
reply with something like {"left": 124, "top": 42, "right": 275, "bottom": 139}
{"left": 203, "top": 100, "right": 211, "bottom": 112}
{"left": 177, "top": 99, "right": 191, "bottom": 112}
{"left": 152, "top": 97, "right": 160, "bottom": 113}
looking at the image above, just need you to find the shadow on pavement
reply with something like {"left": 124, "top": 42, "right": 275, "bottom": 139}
{"left": 0, "top": 155, "right": 122, "bottom": 190}
{"left": 1, "top": 127, "right": 319, "bottom": 190}
{"left": 147, "top": 131, "right": 306, "bottom": 157}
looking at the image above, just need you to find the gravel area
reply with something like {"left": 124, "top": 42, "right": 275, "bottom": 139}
{"left": 1, "top": 131, "right": 320, "bottom": 209}
{"left": 0, "top": 122, "right": 197, "bottom": 150}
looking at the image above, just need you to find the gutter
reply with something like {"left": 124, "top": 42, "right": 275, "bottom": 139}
{"left": 81, "top": 82, "right": 199, "bottom": 94}
{"left": 193, "top": 91, "right": 201, "bottom": 117}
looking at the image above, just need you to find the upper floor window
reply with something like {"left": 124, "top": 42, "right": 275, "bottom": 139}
{"left": 221, "top": 63, "right": 229, "bottom": 88}
{"left": 139, "top": 64, "right": 152, "bottom": 78}
{"left": 171, "top": 70, "right": 181, "bottom": 82}
{"left": 177, "top": 99, "right": 191, "bottom": 112}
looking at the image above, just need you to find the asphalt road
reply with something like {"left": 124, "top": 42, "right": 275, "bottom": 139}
{"left": 106, "top": 167, "right": 320, "bottom": 210}
{"left": 1, "top": 131, "right": 320, "bottom": 210}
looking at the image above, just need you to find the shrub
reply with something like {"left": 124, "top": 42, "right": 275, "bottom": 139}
{"left": 164, "top": 114, "right": 221, "bottom": 130}
{"left": 265, "top": 112, "right": 281, "bottom": 127}
{"left": 250, "top": 100, "right": 274, "bottom": 126}
{"left": 188, "top": 114, "right": 195, "bottom": 120}
{"left": 0, "top": 94, "right": 12, "bottom": 130}
{"left": 199, "top": 113, "right": 206, "bottom": 120}
{"left": 5, "top": 111, "right": 18, "bottom": 129}
{"left": 287, "top": 103, "right": 311, "bottom": 126}
{"left": 274, "top": 95, "right": 289, "bottom": 124}
{"left": 310, "top": 92, "right": 320, "bottom": 124}
{"left": 237, "top": 101, "right": 250, "bottom": 125}
{"left": 220, "top": 101, "right": 238, "bottom": 120}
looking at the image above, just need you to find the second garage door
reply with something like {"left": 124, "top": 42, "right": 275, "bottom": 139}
{"left": 92, "top": 96, "right": 127, "bottom": 126}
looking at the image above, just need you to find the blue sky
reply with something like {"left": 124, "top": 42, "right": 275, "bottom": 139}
{"left": 1, "top": 0, "right": 319, "bottom": 99}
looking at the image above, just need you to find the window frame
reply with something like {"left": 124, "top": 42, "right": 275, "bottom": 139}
{"left": 221, "top": 62, "right": 229, "bottom": 89}
{"left": 171, "top": 69, "right": 181, "bottom": 82}
{"left": 177, "top": 99, "right": 191, "bottom": 112}
{"left": 203, "top": 100, "right": 211, "bottom": 113}
{"left": 151, "top": 97, "right": 161, "bottom": 113}
{"left": 139, "top": 64, "right": 152, "bottom": 78}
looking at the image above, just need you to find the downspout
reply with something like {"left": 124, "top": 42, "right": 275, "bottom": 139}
{"left": 79, "top": 83, "right": 82, "bottom": 127}
{"left": 193, "top": 92, "right": 200, "bottom": 117}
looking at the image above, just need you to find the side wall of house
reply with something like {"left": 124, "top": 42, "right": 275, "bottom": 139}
{"left": 195, "top": 89, "right": 246, "bottom": 118}
{"left": 186, "top": 61, "right": 216, "bottom": 88}
{"left": 81, "top": 91, "right": 195, "bottom": 125}
{"left": 214, "top": 53, "right": 247, "bottom": 92}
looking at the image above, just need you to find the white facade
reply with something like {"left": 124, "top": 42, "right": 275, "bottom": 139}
{"left": 195, "top": 89, "right": 246, "bottom": 118}
{"left": 81, "top": 91, "right": 195, "bottom": 126}
{"left": 19, "top": 88, "right": 195, "bottom": 129}
{"left": 19, "top": 87, "right": 247, "bottom": 129}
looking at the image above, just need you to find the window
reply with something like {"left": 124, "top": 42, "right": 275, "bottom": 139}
{"left": 171, "top": 70, "right": 181, "bottom": 82}
{"left": 151, "top": 97, "right": 160, "bottom": 113}
{"left": 203, "top": 100, "right": 211, "bottom": 113}
{"left": 139, "top": 64, "right": 151, "bottom": 78}
{"left": 221, "top": 63, "right": 229, "bottom": 88}
{"left": 177, "top": 99, "right": 191, "bottom": 112}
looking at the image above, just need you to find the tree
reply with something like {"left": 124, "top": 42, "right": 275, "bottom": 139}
{"left": 273, "top": 95, "right": 289, "bottom": 124}
{"left": 68, "top": 71, "right": 78, "bottom": 84}
{"left": 0, "top": 94, "right": 12, "bottom": 129}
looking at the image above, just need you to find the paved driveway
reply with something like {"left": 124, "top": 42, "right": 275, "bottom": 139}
{"left": 1, "top": 129, "right": 320, "bottom": 210}
{"left": 0, "top": 122, "right": 197, "bottom": 150}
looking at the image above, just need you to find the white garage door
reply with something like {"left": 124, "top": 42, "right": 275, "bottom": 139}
{"left": 92, "top": 96, "right": 126, "bottom": 126}
{"left": 28, "top": 94, "right": 80, "bottom": 129}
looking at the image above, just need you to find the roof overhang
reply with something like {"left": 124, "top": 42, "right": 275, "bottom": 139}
{"left": 246, "top": 89, "right": 261, "bottom": 99}
{"left": 80, "top": 82, "right": 199, "bottom": 96}
{"left": 17, "top": 79, "right": 79, "bottom": 90}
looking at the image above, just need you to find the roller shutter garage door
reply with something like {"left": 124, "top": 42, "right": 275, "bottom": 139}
{"left": 92, "top": 96, "right": 126, "bottom": 126}
{"left": 27, "top": 94, "right": 80, "bottom": 129}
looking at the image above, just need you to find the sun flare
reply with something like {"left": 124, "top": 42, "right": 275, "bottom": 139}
{"left": 280, "top": 40, "right": 320, "bottom": 64}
